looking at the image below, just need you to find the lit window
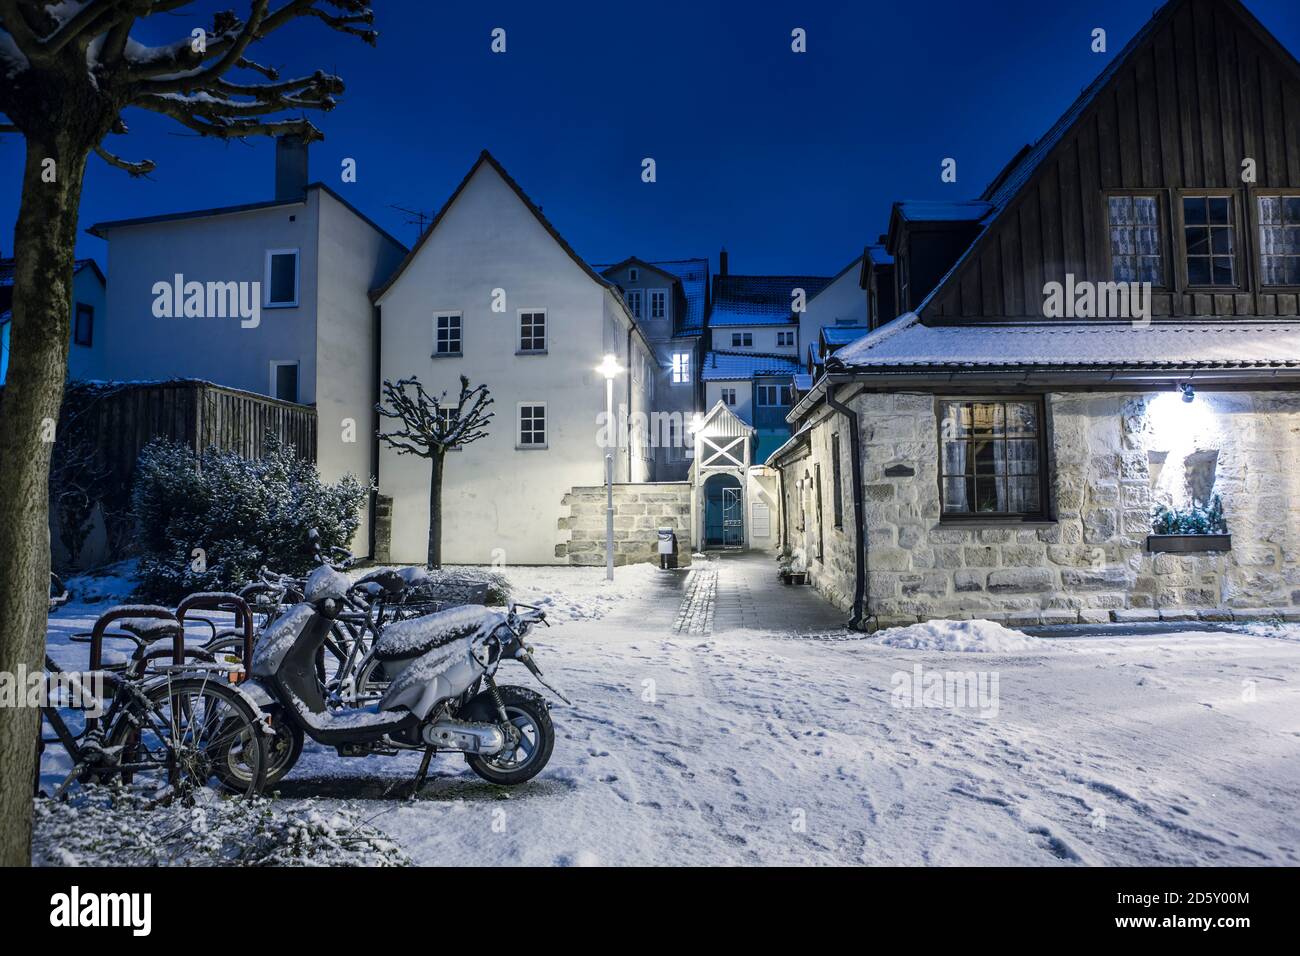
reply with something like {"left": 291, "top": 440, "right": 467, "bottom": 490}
{"left": 1259, "top": 195, "right": 1300, "bottom": 286}
{"left": 672, "top": 351, "right": 690, "bottom": 384}
{"left": 1107, "top": 195, "right": 1163, "bottom": 284}
{"left": 519, "top": 310, "right": 546, "bottom": 352}
{"left": 1182, "top": 195, "right": 1236, "bottom": 287}
{"left": 518, "top": 403, "right": 546, "bottom": 448}
{"left": 434, "top": 313, "right": 462, "bottom": 355}
{"left": 939, "top": 399, "right": 1043, "bottom": 518}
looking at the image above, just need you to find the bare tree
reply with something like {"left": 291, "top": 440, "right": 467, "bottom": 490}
{"left": 376, "top": 375, "right": 493, "bottom": 570}
{"left": 0, "top": 1, "right": 376, "bottom": 866}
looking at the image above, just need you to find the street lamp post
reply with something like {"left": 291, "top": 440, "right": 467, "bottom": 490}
{"left": 597, "top": 353, "right": 624, "bottom": 581}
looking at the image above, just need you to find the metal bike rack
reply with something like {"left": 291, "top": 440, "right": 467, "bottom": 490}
{"left": 177, "top": 591, "right": 255, "bottom": 664}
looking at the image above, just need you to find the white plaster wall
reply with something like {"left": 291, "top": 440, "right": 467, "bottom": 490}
{"left": 96, "top": 196, "right": 320, "bottom": 400}
{"left": 797, "top": 260, "right": 867, "bottom": 355}
{"left": 315, "top": 190, "right": 407, "bottom": 553}
{"left": 705, "top": 380, "right": 753, "bottom": 424}
{"left": 710, "top": 324, "right": 797, "bottom": 354}
{"left": 65, "top": 268, "right": 108, "bottom": 382}
{"left": 376, "top": 163, "right": 630, "bottom": 565}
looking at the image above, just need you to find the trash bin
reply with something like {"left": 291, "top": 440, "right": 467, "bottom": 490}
{"left": 657, "top": 527, "right": 676, "bottom": 570}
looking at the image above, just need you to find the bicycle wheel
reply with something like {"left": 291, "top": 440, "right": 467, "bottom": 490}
{"left": 108, "top": 675, "right": 267, "bottom": 801}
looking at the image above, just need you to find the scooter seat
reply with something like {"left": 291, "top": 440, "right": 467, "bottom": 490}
{"left": 374, "top": 605, "right": 507, "bottom": 662}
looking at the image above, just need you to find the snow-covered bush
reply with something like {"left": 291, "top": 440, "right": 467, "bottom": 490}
{"left": 132, "top": 437, "right": 365, "bottom": 602}
{"left": 32, "top": 790, "right": 408, "bottom": 867}
{"left": 405, "top": 567, "right": 512, "bottom": 607}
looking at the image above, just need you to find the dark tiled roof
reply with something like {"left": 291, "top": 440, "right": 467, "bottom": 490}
{"left": 710, "top": 274, "right": 832, "bottom": 327}
{"left": 0, "top": 258, "right": 103, "bottom": 287}
{"left": 652, "top": 258, "right": 709, "bottom": 335}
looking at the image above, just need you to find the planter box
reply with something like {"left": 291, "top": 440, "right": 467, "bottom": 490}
{"left": 787, "top": 572, "right": 808, "bottom": 586}
{"left": 1146, "top": 533, "right": 1231, "bottom": 553}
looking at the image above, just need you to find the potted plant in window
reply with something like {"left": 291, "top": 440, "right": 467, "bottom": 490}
{"left": 1147, "top": 494, "right": 1231, "bottom": 553}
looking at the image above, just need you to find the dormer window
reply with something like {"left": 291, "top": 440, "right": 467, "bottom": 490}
{"left": 1106, "top": 194, "right": 1164, "bottom": 284}
{"left": 1259, "top": 194, "right": 1300, "bottom": 287}
{"left": 1180, "top": 193, "right": 1238, "bottom": 288}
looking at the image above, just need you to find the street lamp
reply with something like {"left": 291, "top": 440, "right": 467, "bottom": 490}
{"left": 597, "top": 353, "right": 624, "bottom": 581}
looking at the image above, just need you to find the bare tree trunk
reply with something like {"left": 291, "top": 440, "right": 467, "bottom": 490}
{"left": 426, "top": 451, "right": 444, "bottom": 570}
{"left": 0, "top": 136, "right": 88, "bottom": 866}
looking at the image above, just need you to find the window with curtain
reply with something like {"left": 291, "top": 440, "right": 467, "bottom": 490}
{"left": 1107, "top": 194, "right": 1163, "bottom": 284}
{"left": 1259, "top": 195, "right": 1300, "bottom": 286}
{"left": 939, "top": 399, "right": 1044, "bottom": 518}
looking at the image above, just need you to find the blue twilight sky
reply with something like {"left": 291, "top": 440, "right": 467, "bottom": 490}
{"left": 2, "top": 0, "right": 1298, "bottom": 278}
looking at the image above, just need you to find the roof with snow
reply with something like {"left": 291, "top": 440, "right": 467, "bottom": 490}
{"left": 829, "top": 315, "right": 1300, "bottom": 372}
{"left": 701, "top": 350, "right": 803, "bottom": 382}
{"left": 653, "top": 258, "right": 709, "bottom": 335}
{"left": 710, "top": 274, "right": 832, "bottom": 327}
{"left": 864, "top": 244, "right": 893, "bottom": 266}
{"left": 820, "top": 325, "right": 867, "bottom": 347}
{"left": 594, "top": 256, "right": 710, "bottom": 336}
{"left": 792, "top": 372, "right": 814, "bottom": 391}
{"left": 894, "top": 201, "right": 993, "bottom": 223}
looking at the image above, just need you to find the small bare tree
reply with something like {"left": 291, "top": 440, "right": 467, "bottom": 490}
{"left": 0, "top": 1, "right": 376, "bottom": 866}
{"left": 376, "top": 375, "right": 493, "bottom": 569}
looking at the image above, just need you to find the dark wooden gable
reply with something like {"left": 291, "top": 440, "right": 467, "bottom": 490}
{"left": 926, "top": 0, "right": 1300, "bottom": 323}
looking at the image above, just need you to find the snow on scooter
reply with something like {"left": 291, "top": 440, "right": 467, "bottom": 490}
{"left": 245, "top": 563, "right": 568, "bottom": 791}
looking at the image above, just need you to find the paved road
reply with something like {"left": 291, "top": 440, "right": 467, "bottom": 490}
{"left": 674, "top": 551, "right": 850, "bottom": 636}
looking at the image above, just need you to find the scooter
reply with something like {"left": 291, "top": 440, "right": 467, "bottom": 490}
{"left": 245, "top": 563, "right": 568, "bottom": 790}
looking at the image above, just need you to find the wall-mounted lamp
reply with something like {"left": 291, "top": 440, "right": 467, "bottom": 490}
{"left": 1180, "top": 383, "right": 1195, "bottom": 404}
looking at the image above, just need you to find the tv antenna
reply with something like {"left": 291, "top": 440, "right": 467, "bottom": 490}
{"left": 390, "top": 203, "right": 435, "bottom": 240}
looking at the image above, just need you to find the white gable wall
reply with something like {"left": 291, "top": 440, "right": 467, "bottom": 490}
{"left": 797, "top": 259, "right": 866, "bottom": 356}
{"left": 377, "top": 163, "right": 645, "bottom": 565}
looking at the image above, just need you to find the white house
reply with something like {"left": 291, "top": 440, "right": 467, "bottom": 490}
{"left": 1, "top": 258, "right": 106, "bottom": 384}
{"left": 371, "top": 151, "right": 657, "bottom": 566}
{"left": 795, "top": 253, "right": 867, "bottom": 357}
{"left": 87, "top": 138, "right": 408, "bottom": 549}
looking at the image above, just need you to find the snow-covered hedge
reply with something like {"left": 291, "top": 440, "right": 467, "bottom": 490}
{"left": 32, "top": 791, "right": 408, "bottom": 867}
{"left": 131, "top": 437, "right": 365, "bottom": 602}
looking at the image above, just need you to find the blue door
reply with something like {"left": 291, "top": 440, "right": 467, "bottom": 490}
{"left": 704, "top": 473, "right": 743, "bottom": 548}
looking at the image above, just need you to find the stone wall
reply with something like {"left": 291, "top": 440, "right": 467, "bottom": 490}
{"left": 781, "top": 389, "right": 1300, "bottom": 628}
{"left": 556, "top": 482, "right": 693, "bottom": 566}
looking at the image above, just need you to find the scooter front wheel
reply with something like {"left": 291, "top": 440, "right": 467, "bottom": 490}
{"left": 464, "top": 686, "right": 555, "bottom": 786}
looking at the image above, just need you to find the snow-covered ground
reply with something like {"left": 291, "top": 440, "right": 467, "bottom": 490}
{"left": 39, "top": 562, "right": 1300, "bottom": 866}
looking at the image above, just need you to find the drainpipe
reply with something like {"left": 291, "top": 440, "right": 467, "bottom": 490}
{"left": 825, "top": 385, "right": 867, "bottom": 630}
{"left": 776, "top": 465, "right": 788, "bottom": 552}
{"left": 626, "top": 326, "right": 634, "bottom": 480}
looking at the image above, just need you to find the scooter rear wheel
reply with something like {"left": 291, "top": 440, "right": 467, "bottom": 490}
{"left": 464, "top": 686, "right": 554, "bottom": 786}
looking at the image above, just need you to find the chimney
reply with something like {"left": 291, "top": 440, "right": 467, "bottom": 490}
{"left": 275, "top": 134, "right": 309, "bottom": 201}
{"left": 719, "top": 246, "right": 729, "bottom": 276}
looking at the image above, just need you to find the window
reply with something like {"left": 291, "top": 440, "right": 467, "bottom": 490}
{"left": 1107, "top": 194, "right": 1164, "bottom": 284}
{"left": 434, "top": 313, "right": 462, "bottom": 356}
{"left": 777, "top": 330, "right": 795, "bottom": 347}
{"left": 756, "top": 384, "right": 792, "bottom": 406}
{"left": 731, "top": 332, "right": 753, "bottom": 348}
{"left": 649, "top": 290, "right": 667, "bottom": 320}
{"left": 629, "top": 267, "right": 639, "bottom": 283}
{"left": 73, "top": 303, "right": 93, "bottom": 347}
{"left": 518, "top": 310, "right": 546, "bottom": 353}
{"left": 270, "top": 361, "right": 299, "bottom": 403}
{"left": 671, "top": 351, "right": 690, "bottom": 384}
{"left": 939, "top": 399, "right": 1044, "bottom": 518}
{"left": 439, "top": 407, "right": 463, "bottom": 451}
{"left": 518, "top": 403, "right": 546, "bottom": 448}
{"left": 721, "top": 387, "right": 737, "bottom": 406}
{"left": 1259, "top": 195, "right": 1300, "bottom": 286}
{"left": 831, "top": 433, "right": 843, "bottom": 528}
{"left": 264, "top": 249, "right": 299, "bottom": 307}
{"left": 625, "top": 289, "right": 642, "bottom": 319}
{"left": 814, "top": 462, "right": 824, "bottom": 560}
{"left": 1182, "top": 195, "right": 1237, "bottom": 287}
